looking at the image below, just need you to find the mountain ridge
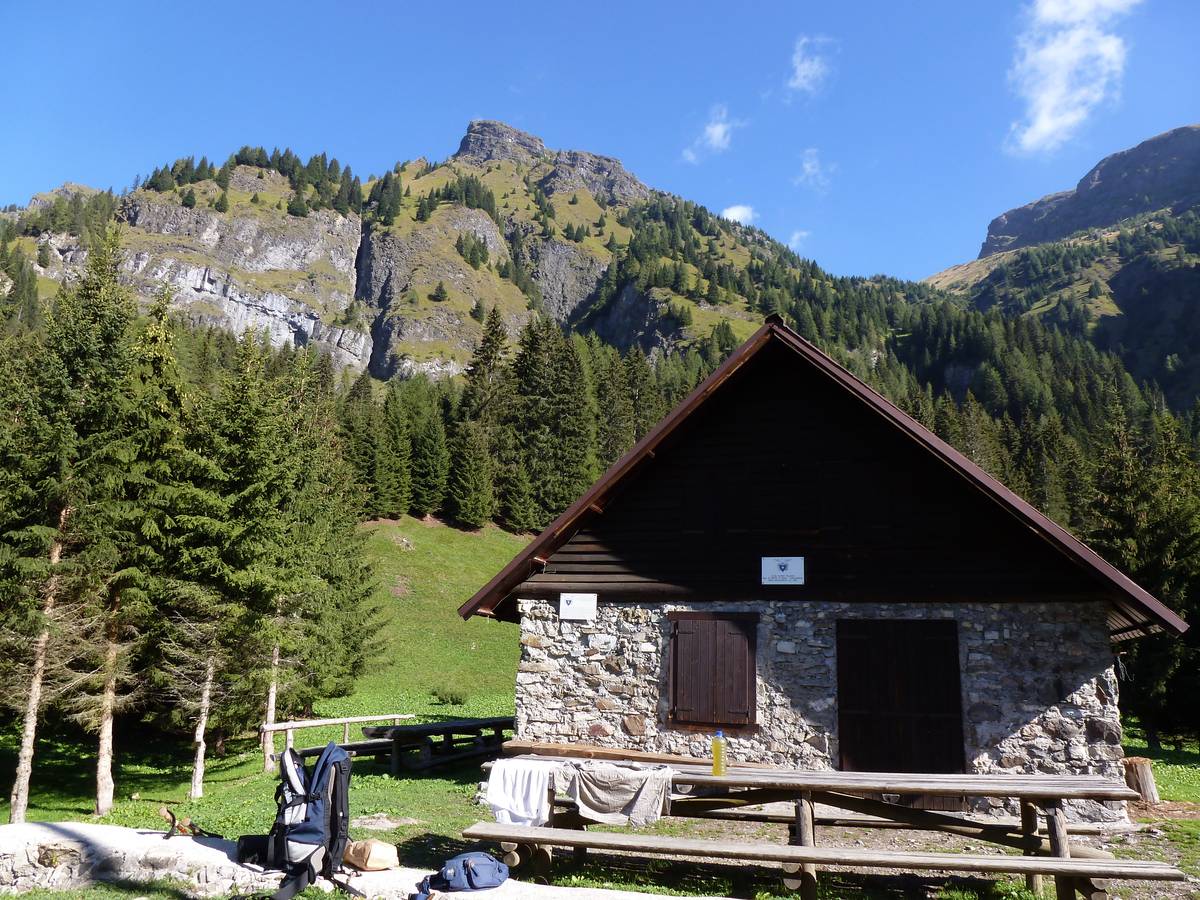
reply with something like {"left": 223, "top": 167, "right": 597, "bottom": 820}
{"left": 979, "top": 124, "right": 1200, "bottom": 257}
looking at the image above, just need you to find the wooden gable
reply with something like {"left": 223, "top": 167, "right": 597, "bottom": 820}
{"left": 460, "top": 319, "right": 1187, "bottom": 640}
{"left": 526, "top": 341, "right": 1110, "bottom": 603}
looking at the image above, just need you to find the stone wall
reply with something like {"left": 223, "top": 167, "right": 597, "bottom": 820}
{"left": 515, "top": 598, "right": 1126, "bottom": 821}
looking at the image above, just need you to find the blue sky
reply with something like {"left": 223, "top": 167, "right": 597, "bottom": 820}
{"left": 2, "top": 0, "right": 1196, "bottom": 280}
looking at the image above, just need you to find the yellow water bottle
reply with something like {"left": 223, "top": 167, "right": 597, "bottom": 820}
{"left": 711, "top": 730, "right": 727, "bottom": 776}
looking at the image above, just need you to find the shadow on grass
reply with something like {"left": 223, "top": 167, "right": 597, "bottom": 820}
{"left": 350, "top": 755, "right": 492, "bottom": 788}
{"left": 389, "top": 840, "right": 1025, "bottom": 900}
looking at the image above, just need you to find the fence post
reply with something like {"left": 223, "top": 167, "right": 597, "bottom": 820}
{"left": 261, "top": 725, "right": 274, "bottom": 773}
{"left": 343, "top": 722, "right": 351, "bottom": 743}
{"left": 285, "top": 729, "right": 294, "bottom": 753}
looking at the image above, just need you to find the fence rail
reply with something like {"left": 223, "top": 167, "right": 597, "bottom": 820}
{"left": 260, "top": 713, "right": 416, "bottom": 770}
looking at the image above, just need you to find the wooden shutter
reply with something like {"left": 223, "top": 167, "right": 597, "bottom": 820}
{"left": 717, "top": 618, "right": 755, "bottom": 725}
{"left": 670, "top": 613, "right": 757, "bottom": 727}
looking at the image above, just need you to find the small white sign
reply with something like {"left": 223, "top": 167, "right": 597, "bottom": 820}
{"left": 559, "top": 592, "right": 598, "bottom": 620}
{"left": 761, "top": 556, "right": 805, "bottom": 586}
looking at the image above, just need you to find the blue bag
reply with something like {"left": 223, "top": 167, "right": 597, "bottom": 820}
{"left": 412, "top": 851, "right": 509, "bottom": 898}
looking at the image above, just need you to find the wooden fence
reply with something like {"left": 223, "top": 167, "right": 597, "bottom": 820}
{"left": 260, "top": 714, "right": 415, "bottom": 771}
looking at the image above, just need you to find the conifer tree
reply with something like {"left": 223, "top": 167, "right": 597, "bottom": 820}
{"left": 207, "top": 334, "right": 299, "bottom": 770}
{"left": 338, "top": 372, "right": 379, "bottom": 515}
{"left": 13, "top": 227, "right": 141, "bottom": 816}
{"left": 214, "top": 191, "right": 230, "bottom": 213}
{"left": 374, "top": 386, "right": 412, "bottom": 518}
{"left": 461, "top": 307, "right": 511, "bottom": 426}
{"left": 448, "top": 420, "right": 496, "bottom": 527}
{"left": 409, "top": 409, "right": 449, "bottom": 517}
{"left": 624, "top": 347, "right": 662, "bottom": 441}
{"left": 594, "top": 346, "right": 636, "bottom": 469}
{"left": 499, "top": 455, "right": 540, "bottom": 534}
{"left": 287, "top": 190, "right": 309, "bottom": 218}
{"left": 182, "top": 188, "right": 196, "bottom": 209}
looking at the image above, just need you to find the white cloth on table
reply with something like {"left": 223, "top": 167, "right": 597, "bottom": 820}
{"left": 552, "top": 761, "right": 674, "bottom": 827}
{"left": 485, "top": 758, "right": 560, "bottom": 826}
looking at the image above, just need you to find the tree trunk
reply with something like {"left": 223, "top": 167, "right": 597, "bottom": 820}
{"left": 8, "top": 508, "right": 70, "bottom": 825}
{"left": 212, "top": 727, "right": 227, "bottom": 758}
{"left": 261, "top": 643, "right": 280, "bottom": 773}
{"left": 94, "top": 633, "right": 119, "bottom": 816}
{"left": 1145, "top": 726, "right": 1162, "bottom": 753}
{"left": 189, "top": 655, "right": 215, "bottom": 801}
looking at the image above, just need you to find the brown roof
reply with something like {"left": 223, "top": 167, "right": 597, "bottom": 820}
{"left": 459, "top": 317, "right": 1188, "bottom": 640}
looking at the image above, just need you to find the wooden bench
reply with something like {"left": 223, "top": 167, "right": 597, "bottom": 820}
{"left": 463, "top": 821, "right": 1186, "bottom": 893}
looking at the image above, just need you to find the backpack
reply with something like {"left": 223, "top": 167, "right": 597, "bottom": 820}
{"left": 411, "top": 851, "right": 509, "bottom": 899}
{"left": 236, "top": 742, "right": 358, "bottom": 899}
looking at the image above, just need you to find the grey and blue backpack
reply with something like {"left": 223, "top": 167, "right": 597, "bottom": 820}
{"left": 236, "top": 742, "right": 359, "bottom": 899}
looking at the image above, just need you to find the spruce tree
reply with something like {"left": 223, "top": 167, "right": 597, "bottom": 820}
{"left": 17, "top": 227, "right": 142, "bottom": 816}
{"left": 214, "top": 191, "right": 230, "bottom": 213}
{"left": 338, "top": 372, "right": 379, "bottom": 515}
{"left": 1087, "top": 397, "right": 1200, "bottom": 747}
{"left": 374, "top": 386, "right": 412, "bottom": 518}
{"left": 409, "top": 410, "right": 449, "bottom": 517}
{"left": 182, "top": 188, "right": 197, "bottom": 209}
{"left": 624, "top": 346, "right": 662, "bottom": 441}
{"left": 595, "top": 346, "right": 636, "bottom": 469}
{"left": 448, "top": 420, "right": 496, "bottom": 527}
{"left": 461, "top": 306, "right": 511, "bottom": 426}
{"left": 287, "top": 190, "right": 309, "bottom": 218}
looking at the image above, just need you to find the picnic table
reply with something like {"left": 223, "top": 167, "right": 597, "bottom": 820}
{"left": 465, "top": 745, "right": 1183, "bottom": 900}
{"left": 297, "top": 716, "right": 514, "bottom": 773}
{"left": 359, "top": 716, "right": 514, "bottom": 772}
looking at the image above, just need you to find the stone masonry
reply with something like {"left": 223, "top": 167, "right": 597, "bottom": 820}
{"left": 515, "top": 598, "right": 1126, "bottom": 821}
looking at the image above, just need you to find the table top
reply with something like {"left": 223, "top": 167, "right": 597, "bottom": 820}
{"left": 362, "top": 716, "right": 514, "bottom": 739}
{"left": 508, "top": 754, "right": 1138, "bottom": 801}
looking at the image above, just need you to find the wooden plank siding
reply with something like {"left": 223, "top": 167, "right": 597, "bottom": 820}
{"left": 520, "top": 341, "right": 1110, "bottom": 605}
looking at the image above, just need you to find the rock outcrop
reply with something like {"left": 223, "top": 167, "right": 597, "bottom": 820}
{"left": 355, "top": 205, "right": 518, "bottom": 378}
{"left": 528, "top": 236, "right": 607, "bottom": 322}
{"left": 583, "top": 284, "right": 684, "bottom": 354}
{"left": 33, "top": 168, "right": 373, "bottom": 370}
{"left": 980, "top": 124, "right": 1200, "bottom": 256}
{"left": 455, "top": 120, "right": 549, "bottom": 166}
{"left": 455, "top": 120, "right": 651, "bottom": 205}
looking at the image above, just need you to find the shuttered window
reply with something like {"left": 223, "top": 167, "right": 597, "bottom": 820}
{"left": 668, "top": 612, "right": 758, "bottom": 727}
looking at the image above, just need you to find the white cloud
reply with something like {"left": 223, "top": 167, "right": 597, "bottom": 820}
{"left": 683, "top": 104, "right": 745, "bottom": 163}
{"left": 786, "top": 36, "right": 832, "bottom": 95}
{"left": 788, "top": 230, "right": 811, "bottom": 250}
{"left": 1008, "top": 0, "right": 1143, "bottom": 154}
{"left": 721, "top": 204, "right": 757, "bottom": 225}
{"left": 792, "top": 148, "right": 834, "bottom": 192}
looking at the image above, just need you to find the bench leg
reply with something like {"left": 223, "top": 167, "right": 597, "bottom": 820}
{"left": 531, "top": 843, "right": 553, "bottom": 882}
{"left": 1020, "top": 800, "right": 1045, "bottom": 896}
{"left": 1043, "top": 799, "right": 1077, "bottom": 900}
{"left": 390, "top": 737, "right": 402, "bottom": 776}
{"left": 782, "top": 791, "right": 818, "bottom": 900}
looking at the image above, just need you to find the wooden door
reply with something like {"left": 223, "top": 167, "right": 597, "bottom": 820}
{"left": 836, "top": 619, "right": 964, "bottom": 775}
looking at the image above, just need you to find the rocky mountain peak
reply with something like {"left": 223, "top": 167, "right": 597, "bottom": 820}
{"left": 980, "top": 124, "right": 1200, "bottom": 257}
{"left": 455, "top": 120, "right": 547, "bottom": 165}
{"left": 454, "top": 120, "right": 651, "bottom": 205}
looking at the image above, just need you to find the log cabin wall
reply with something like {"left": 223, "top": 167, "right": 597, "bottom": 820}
{"left": 522, "top": 341, "right": 1119, "bottom": 605}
